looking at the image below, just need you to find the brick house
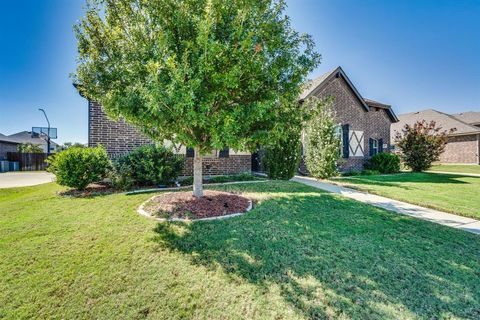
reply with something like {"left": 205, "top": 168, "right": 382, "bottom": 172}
{"left": 392, "top": 109, "right": 480, "bottom": 164}
{"left": 81, "top": 66, "right": 398, "bottom": 175}
{"left": 87, "top": 101, "right": 251, "bottom": 176}
{"left": 298, "top": 66, "right": 398, "bottom": 172}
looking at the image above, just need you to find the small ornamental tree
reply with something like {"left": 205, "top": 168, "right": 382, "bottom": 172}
{"left": 304, "top": 98, "right": 340, "bottom": 179}
{"left": 74, "top": 0, "right": 320, "bottom": 197}
{"left": 395, "top": 120, "right": 454, "bottom": 172}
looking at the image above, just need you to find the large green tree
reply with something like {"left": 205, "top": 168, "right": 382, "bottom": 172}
{"left": 74, "top": 0, "right": 320, "bottom": 197}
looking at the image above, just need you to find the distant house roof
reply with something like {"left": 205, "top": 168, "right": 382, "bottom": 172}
{"left": 299, "top": 66, "right": 398, "bottom": 122}
{"left": 4, "top": 131, "right": 58, "bottom": 147}
{"left": 452, "top": 111, "right": 480, "bottom": 126}
{"left": 392, "top": 109, "right": 480, "bottom": 139}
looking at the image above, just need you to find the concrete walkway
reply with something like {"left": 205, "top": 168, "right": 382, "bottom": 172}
{"left": 291, "top": 176, "right": 480, "bottom": 235}
{"left": 0, "top": 172, "right": 55, "bottom": 188}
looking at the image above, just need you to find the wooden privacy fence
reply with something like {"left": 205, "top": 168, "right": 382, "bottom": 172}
{"left": 7, "top": 152, "right": 49, "bottom": 171}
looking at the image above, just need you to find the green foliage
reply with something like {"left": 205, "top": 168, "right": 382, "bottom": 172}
{"left": 18, "top": 143, "right": 43, "bottom": 153}
{"left": 263, "top": 131, "right": 302, "bottom": 180}
{"left": 208, "top": 173, "right": 262, "bottom": 183}
{"left": 47, "top": 146, "right": 110, "bottom": 190}
{"left": 364, "top": 153, "right": 401, "bottom": 174}
{"left": 342, "top": 170, "right": 361, "bottom": 177}
{"left": 360, "top": 169, "right": 381, "bottom": 176}
{"left": 304, "top": 99, "right": 340, "bottom": 179}
{"left": 113, "top": 145, "right": 183, "bottom": 186}
{"left": 74, "top": 0, "right": 320, "bottom": 155}
{"left": 58, "top": 142, "right": 86, "bottom": 151}
{"left": 395, "top": 120, "right": 453, "bottom": 172}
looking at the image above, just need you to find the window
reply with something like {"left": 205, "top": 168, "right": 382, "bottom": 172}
{"left": 371, "top": 139, "right": 379, "bottom": 156}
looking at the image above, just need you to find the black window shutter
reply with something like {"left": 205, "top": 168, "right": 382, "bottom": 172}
{"left": 369, "top": 138, "right": 374, "bottom": 156}
{"left": 342, "top": 124, "right": 349, "bottom": 158}
{"left": 219, "top": 148, "right": 229, "bottom": 158}
{"left": 378, "top": 139, "right": 383, "bottom": 153}
{"left": 186, "top": 147, "right": 194, "bottom": 157}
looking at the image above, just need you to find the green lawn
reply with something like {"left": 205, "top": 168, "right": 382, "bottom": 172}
{"left": 429, "top": 164, "right": 480, "bottom": 175}
{"left": 1, "top": 181, "right": 479, "bottom": 319}
{"left": 333, "top": 173, "right": 480, "bottom": 219}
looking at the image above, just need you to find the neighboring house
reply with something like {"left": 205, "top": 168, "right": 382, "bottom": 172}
{"left": 0, "top": 134, "right": 20, "bottom": 160}
{"left": 391, "top": 109, "right": 480, "bottom": 164}
{"left": 3, "top": 131, "right": 59, "bottom": 153}
{"left": 79, "top": 66, "right": 398, "bottom": 175}
{"left": 299, "top": 66, "right": 398, "bottom": 172}
{"left": 453, "top": 111, "right": 480, "bottom": 128}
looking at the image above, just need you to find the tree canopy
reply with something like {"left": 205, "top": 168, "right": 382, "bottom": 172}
{"left": 74, "top": 0, "right": 320, "bottom": 153}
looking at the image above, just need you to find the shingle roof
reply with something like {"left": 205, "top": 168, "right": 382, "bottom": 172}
{"left": 5, "top": 131, "right": 58, "bottom": 147}
{"left": 452, "top": 111, "right": 480, "bottom": 125}
{"left": 391, "top": 109, "right": 480, "bottom": 141}
{"left": 364, "top": 98, "right": 399, "bottom": 122}
{"left": 299, "top": 67, "right": 338, "bottom": 100}
{"left": 299, "top": 67, "right": 398, "bottom": 123}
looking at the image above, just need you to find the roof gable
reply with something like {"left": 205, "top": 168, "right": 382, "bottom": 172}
{"left": 300, "top": 67, "right": 370, "bottom": 112}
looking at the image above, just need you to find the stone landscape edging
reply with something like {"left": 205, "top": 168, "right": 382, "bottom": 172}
{"left": 137, "top": 193, "right": 253, "bottom": 222}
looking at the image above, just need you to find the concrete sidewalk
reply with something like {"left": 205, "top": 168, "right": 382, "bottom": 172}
{"left": 0, "top": 172, "right": 55, "bottom": 188}
{"left": 291, "top": 176, "right": 480, "bottom": 235}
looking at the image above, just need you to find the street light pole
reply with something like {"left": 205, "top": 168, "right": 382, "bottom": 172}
{"left": 38, "top": 108, "right": 51, "bottom": 155}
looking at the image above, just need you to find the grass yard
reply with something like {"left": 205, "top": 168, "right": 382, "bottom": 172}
{"left": 1, "top": 181, "right": 479, "bottom": 319}
{"left": 333, "top": 172, "right": 480, "bottom": 219}
{"left": 429, "top": 164, "right": 480, "bottom": 175}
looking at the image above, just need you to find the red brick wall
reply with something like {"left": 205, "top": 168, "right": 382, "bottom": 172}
{"left": 439, "top": 134, "right": 479, "bottom": 164}
{"left": 181, "top": 155, "right": 251, "bottom": 176}
{"left": 306, "top": 76, "right": 393, "bottom": 172}
{"left": 88, "top": 101, "right": 251, "bottom": 175}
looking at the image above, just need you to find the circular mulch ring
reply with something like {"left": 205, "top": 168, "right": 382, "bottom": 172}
{"left": 139, "top": 190, "right": 252, "bottom": 221}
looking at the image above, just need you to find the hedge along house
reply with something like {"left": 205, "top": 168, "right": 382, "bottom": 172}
{"left": 86, "top": 100, "right": 251, "bottom": 177}
{"left": 298, "top": 66, "right": 399, "bottom": 172}
{"left": 392, "top": 109, "right": 480, "bottom": 164}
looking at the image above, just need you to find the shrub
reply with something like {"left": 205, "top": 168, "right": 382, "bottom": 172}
{"left": 395, "top": 120, "right": 454, "bottom": 172}
{"left": 304, "top": 99, "right": 340, "bottom": 179}
{"left": 263, "top": 132, "right": 302, "bottom": 180}
{"left": 364, "top": 153, "right": 401, "bottom": 174}
{"left": 361, "top": 169, "right": 380, "bottom": 176}
{"left": 47, "top": 146, "right": 110, "bottom": 190}
{"left": 342, "top": 170, "right": 361, "bottom": 177}
{"left": 113, "top": 145, "right": 183, "bottom": 186}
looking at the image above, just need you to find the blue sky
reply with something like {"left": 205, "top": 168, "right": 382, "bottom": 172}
{"left": 0, "top": 0, "right": 479, "bottom": 144}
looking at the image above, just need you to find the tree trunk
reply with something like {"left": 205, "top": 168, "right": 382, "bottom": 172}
{"left": 193, "top": 147, "right": 203, "bottom": 198}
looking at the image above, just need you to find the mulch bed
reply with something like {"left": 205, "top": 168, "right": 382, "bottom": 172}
{"left": 144, "top": 190, "right": 251, "bottom": 220}
{"left": 59, "top": 183, "right": 117, "bottom": 197}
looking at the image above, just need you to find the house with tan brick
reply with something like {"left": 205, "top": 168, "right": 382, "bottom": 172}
{"left": 80, "top": 66, "right": 398, "bottom": 175}
{"left": 391, "top": 109, "right": 480, "bottom": 164}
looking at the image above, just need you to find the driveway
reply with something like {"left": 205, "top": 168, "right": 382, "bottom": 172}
{"left": 0, "top": 172, "right": 55, "bottom": 188}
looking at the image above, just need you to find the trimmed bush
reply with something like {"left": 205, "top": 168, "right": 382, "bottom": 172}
{"left": 47, "top": 146, "right": 110, "bottom": 190}
{"left": 113, "top": 145, "right": 183, "bottom": 186}
{"left": 263, "top": 133, "right": 302, "bottom": 180}
{"left": 364, "top": 153, "right": 401, "bottom": 174}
